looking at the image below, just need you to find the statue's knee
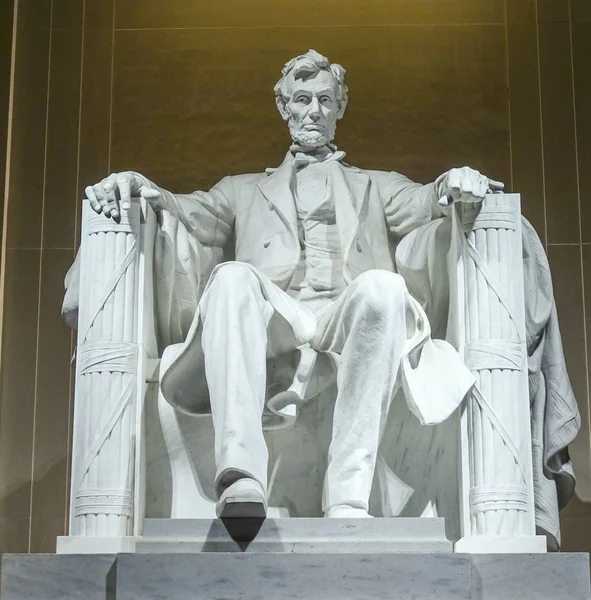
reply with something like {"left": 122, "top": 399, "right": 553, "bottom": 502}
{"left": 351, "top": 270, "right": 407, "bottom": 316}
{"left": 210, "top": 262, "right": 260, "bottom": 293}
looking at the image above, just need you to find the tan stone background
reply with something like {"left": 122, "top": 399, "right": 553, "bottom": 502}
{"left": 1, "top": 0, "right": 590, "bottom": 552}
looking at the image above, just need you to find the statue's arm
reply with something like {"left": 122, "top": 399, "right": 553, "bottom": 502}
{"left": 381, "top": 172, "right": 445, "bottom": 239}
{"left": 85, "top": 171, "right": 235, "bottom": 248}
{"left": 143, "top": 175, "right": 235, "bottom": 248}
{"left": 381, "top": 167, "right": 504, "bottom": 239}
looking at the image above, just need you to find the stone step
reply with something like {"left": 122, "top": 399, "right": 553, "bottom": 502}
{"left": 137, "top": 517, "right": 452, "bottom": 553}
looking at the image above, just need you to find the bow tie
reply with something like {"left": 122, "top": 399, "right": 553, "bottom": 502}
{"left": 265, "top": 145, "right": 347, "bottom": 175}
{"left": 292, "top": 148, "right": 347, "bottom": 170}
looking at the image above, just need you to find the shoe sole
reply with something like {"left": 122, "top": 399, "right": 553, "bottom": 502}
{"left": 218, "top": 499, "right": 267, "bottom": 519}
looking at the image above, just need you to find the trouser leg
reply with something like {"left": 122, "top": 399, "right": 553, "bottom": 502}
{"left": 314, "top": 270, "right": 409, "bottom": 512}
{"left": 199, "top": 262, "right": 274, "bottom": 496}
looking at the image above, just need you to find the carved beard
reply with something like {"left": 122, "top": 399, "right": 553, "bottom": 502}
{"left": 288, "top": 116, "right": 337, "bottom": 149}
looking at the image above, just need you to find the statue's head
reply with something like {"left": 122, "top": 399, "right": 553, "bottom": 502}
{"left": 274, "top": 49, "right": 348, "bottom": 149}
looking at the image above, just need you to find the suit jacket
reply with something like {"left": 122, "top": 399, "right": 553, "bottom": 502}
{"left": 157, "top": 153, "right": 443, "bottom": 287}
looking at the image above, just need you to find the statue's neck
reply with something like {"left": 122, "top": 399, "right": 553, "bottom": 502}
{"left": 289, "top": 142, "right": 336, "bottom": 161}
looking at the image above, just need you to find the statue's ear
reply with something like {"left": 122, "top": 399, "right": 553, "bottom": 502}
{"left": 276, "top": 95, "right": 290, "bottom": 121}
{"left": 336, "top": 95, "right": 348, "bottom": 120}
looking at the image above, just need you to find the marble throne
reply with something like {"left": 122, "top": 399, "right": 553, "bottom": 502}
{"left": 57, "top": 189, "right": 557, "bottom": 555}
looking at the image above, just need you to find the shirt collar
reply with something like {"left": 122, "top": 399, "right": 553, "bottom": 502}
{"left": 266, "top": 144, "right": 347, "bottom": 174}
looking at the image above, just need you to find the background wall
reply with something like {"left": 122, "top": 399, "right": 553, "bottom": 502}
{"left": 1, "top": 0, "right": 590, "bottom": 552}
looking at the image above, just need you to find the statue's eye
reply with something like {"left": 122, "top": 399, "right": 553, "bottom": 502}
{"left": 295, "top": 95, "right": 310, "bottom": 104}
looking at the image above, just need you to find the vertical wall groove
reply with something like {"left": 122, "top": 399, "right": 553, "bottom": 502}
{"left": 568, "top": 3, "right": 591, "bottom": 474}
{"left": 534, "top": 1, "right": 548, "bottom": 246}
{"left": 66, "top": 0, "right": 86, "bottom": 538}
{"left": 28, "top": 0, "right": 55, "bottom": 552}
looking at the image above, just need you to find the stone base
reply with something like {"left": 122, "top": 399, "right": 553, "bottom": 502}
{"left": 136, "top": 517, "right": 453, "bottom": 553}
{"left": 56, "top": 536, "right": 138, "bottom": 554}
{"left": 1, "top": 553, "right": 589, "bottom": 600}
{"left": 455, "top": 534, "right": 547, "bottom": 554}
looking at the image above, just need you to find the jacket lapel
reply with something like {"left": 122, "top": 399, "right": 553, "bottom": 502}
{"left": 258, "top": 156, "right": 298, "bottom": 236}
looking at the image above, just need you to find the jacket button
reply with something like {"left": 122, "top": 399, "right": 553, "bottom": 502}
{"left": 263, "top": 240, "right": 271, "bottom": 248}
{"left": 356, "top": 240, "right": 362, "bottom": 252}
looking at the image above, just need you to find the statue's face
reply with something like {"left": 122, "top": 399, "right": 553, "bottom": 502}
{"left": 284, "top": 69, "right": 340, "bottom": 148}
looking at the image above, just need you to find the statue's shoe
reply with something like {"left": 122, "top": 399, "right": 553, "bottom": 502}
{"left": 325, "top": 505, "right": 374, "bottom": 518}
{"left": 216, "top": 478, "right": 267, "bottom": 519}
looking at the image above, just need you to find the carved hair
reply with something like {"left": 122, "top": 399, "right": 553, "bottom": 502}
{"left": 274, "top": 49, "right": 349, "bottom": 120}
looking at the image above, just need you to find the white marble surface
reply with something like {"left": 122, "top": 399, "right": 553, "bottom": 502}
{"left": 115, "top": 553, "right": 472, "bottom": 600}
{"left": 2, "top": 553, "right": 589, "bottom": 599}
{"left": 0, "top": 555, "right": 116, "bottom": 600}
{"left": 471, "top": 553, "right": 591, "bottom": 600}
{"left": 136, "top": 517, "right": 452, "bottom": 553}
{"left": 455, "top": 534, "right": 546, "bottom": 554}
{"left": 56, "top": 536, "right": 138, "bottom": 555}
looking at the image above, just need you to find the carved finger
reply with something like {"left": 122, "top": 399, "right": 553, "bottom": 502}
{"left": 476, "top": 176, "right": 488, "bottom": 198}
{"left": 94, "top": 183, "right": 110, "bottom": 216}
{"left": 103, "top": 174, "right": 117, "bottom": 194}
{"left": 488, "top": 178, "right": 505, "bottom": 192}
{"left": 447, "top": 169, "right": 462, "bottom": 202}
{"left": 117, "top": 174, "right": 131, "bottom": 210}
{"left": 106, "top": 188, "right": 120, "bottom": 219}
{"left": 102, "top": 175, "right": 121, "bottom": 217}
{"left": 85, "top": 185, "right": 102, "bottom": 213}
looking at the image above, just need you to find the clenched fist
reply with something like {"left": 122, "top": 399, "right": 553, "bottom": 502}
{"left": 436, "top": 166, "right": 504, "bottom": 207}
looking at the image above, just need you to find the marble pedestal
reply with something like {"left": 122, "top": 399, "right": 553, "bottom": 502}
{"left": 1, "top": 552, "right": 590, "bottom": 600}
{"left": 57, "top": 517, "right": 452, "bottom": 554}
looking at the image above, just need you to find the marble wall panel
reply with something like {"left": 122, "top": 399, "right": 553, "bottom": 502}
{"left": 28, "top": 518, "right": 65, "bottom": 554}
{"left": 547, "top": 245, "right": 590, "bottom": 498}
{"left": 51, "top": 0, "right": 83, "bottom": 31}
{"left": 29, "top": 250, "right": 75, "bottom": 553}
{"left": 115, "top": 0, "right": 505, "bottom": 30}
{"left": 538, "top": 21, "right": 579, "bottom": 244}
{"left": 0, "top": 518, "right": 32, "bottom": 554}
{"left": 577, "top": 244, "right": 591, "bottom": 501}
{"left": 4, "top": 0, "right": 51, "bottom": 249}
{"left": 0, "top": 250, "right": 40, "bottom": 530}
{"left": 561, "top": 495, "right": 591, "bottom": 552}
{"left": 84, "top": 0, "right": 115, "bottom": 31}
{"left": 571, "top": 0, "right": 591, "bottom": 21}
{"left": 537, "top": 0, "right": 570, "bottom": 22}
{"left": 76, "top": 33, "right": 113, "bottom": 242}
{"left": 110, "top": 25, "right": 509, "bottom": 194}
{"left": 572, "top": 20, "right": 591, "bottom": 243}
{"left": 42, "top": 30, "right": 82, "bottom": 249}
{"left": 0, "top": 0, "right": 14, "bottom": 242}
{"left": 506, "top": 0, "right": 536, "bottom": 24}
{"left": 506, "top": 11, "right": 545, "bottom": 239}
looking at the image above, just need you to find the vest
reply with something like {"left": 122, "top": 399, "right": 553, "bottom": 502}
{"left": 288, "top": 162, "right": 346, "bottom": 313}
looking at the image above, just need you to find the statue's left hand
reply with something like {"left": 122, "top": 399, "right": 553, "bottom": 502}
{"left": 436, "top": 166, "right": 504, "bottom": 207}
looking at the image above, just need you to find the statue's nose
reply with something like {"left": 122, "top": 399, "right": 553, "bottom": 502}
{"left": 309, "top": 97, "right": 321, "bottom": 120}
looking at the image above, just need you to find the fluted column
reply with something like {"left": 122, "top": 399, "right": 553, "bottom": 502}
{"left": 69, "top": 200, "right": 142, "bottom": 538}
{"left": 452, "top": 194, "right": 546, "bottom": 553}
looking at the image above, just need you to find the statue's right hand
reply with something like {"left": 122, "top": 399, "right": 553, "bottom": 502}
{"left": 85, "top": 171, "right": 145, "bottom": 219}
